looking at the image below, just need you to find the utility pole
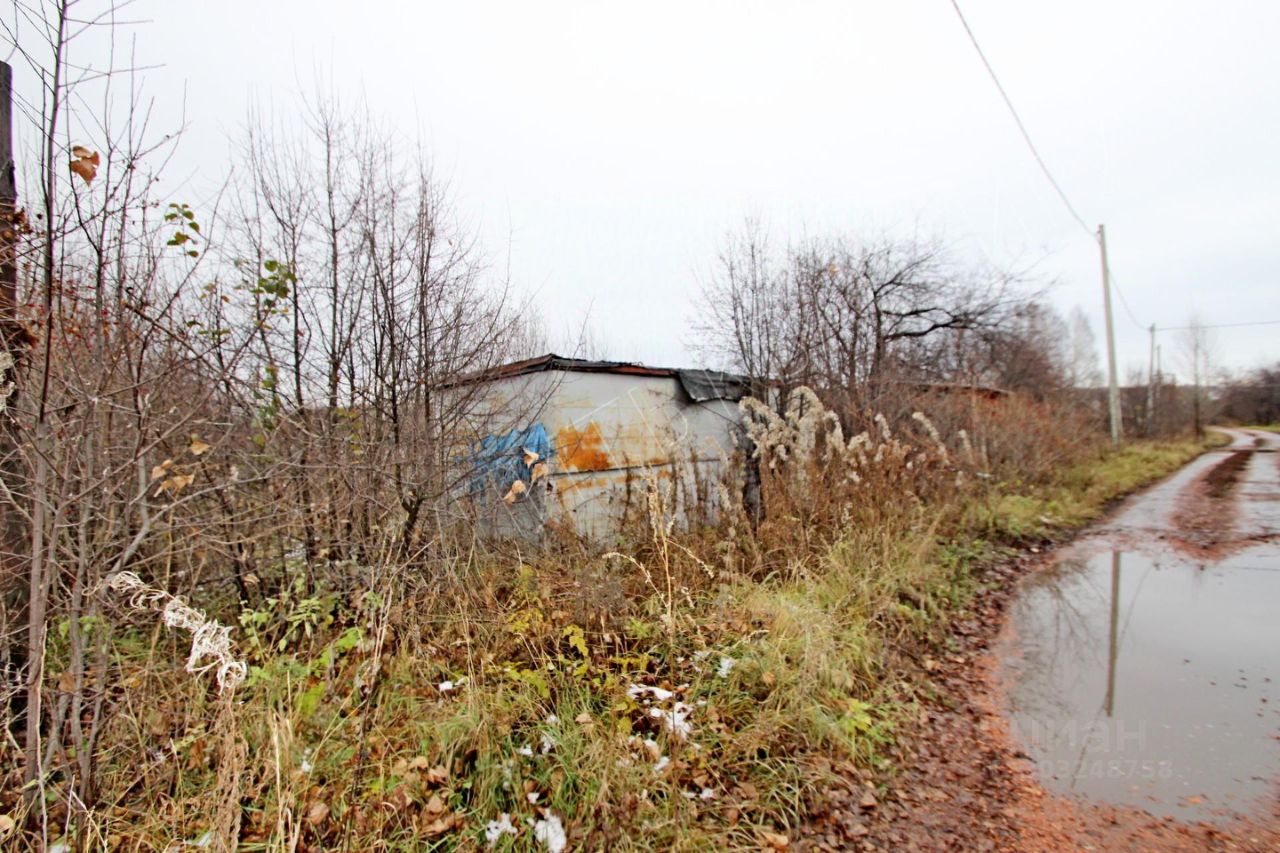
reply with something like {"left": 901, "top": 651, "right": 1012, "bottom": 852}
{"left": 1098, "top": 224, "right": 1123, "bottom": 446}
{"left": 1104, "top": 550, "right": 1121, "bottom": 717}
{"left": 1, "top": 61, "right": 16, "bottom": 345}
{"left": 1152, "top": 324, "right": 1162, "bottom": 435}
{"left": 0, "top": 60, "right": 26, "bottom": 739}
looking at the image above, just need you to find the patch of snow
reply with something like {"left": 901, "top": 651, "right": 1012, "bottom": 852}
{"left": 484, "top": 813, "right": 517, "bottom": 846}
{"left": 648, "top": 701, "right": 695, "bottom": 739}
{"left": 534, "top": 812, "right": 567, "bottom": 853}
{"left": 716, "top": 656, "right": 735, "bottom": 678}
{"left": 627, "top": 684, "right": 675, "bottom": 702}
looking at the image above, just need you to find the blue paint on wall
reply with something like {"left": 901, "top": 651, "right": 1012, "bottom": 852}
{"left": 469, "top": 422, "right": 554, "bottom": 495}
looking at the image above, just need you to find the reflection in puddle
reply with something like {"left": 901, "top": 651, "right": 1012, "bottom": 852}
{"left": 1002, "top": 544, "right": 1280, "bottom": 821}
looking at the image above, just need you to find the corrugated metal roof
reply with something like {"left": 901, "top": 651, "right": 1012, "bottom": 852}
{"left": 465, "top": 353, "right": 679, "bottom": 382}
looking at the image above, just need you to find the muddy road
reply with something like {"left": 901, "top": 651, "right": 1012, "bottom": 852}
{"left": 1001, "top": 428, "right": 1280, "bottom": 829}
{"left": 825, "top": 430, "right": 1280, "bottom": 852}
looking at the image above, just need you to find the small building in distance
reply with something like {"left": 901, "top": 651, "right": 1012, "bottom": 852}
{"left": 453, "top": 354, "right": 752, "bottom": 540}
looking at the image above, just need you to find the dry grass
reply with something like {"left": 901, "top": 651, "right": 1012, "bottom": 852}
{"left": 2, "top": 393, "right": 1223, "bottom": 851}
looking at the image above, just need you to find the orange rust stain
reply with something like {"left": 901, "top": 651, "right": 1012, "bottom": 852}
{"left": 555, "top": 422, "right": 613, "bottom": 472}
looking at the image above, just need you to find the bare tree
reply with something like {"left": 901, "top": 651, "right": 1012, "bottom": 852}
{"left": 695, "top": 221, "right": 1029, "bottom": 420}
{"left": 1178, "top": 314, "right": 1218, "bottom": 437}
{"left": 1066, "top": 307, "right": 1103, "bottom": 389}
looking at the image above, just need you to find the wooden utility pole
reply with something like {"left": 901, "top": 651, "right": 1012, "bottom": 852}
{"left": 1, "top": 61, "right": 16, "bottom": 342}
{"left": 0, "top": 59, "right": 27, "bottom": 744}
{"left": 1098, "top": 224, "right": 1123, "bottom": 446}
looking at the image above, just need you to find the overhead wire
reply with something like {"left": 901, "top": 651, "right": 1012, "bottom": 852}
{"left": 950, "top": 0, "right": 1275, "bottom": 341}
{"left": 1103, "top": 264, "right": 1149, "bottom": 331}
{"left": 947, "top": 0, "right": 1095, "bottom": 241}
{"left": 1159, "top": 319, "right": 1280, "bottom": 332}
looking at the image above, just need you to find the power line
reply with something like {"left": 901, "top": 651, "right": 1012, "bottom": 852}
{"left": 1104, "top": 265, "right": 1148, "bottom": 331}
{"left": 1159, "top": 319, "right": 1280, "bottom": 332}
{"left": 949, "top": 2, "right": 1274, "bottom": 339}
{"left": 948, "top": 0, "right": 1095, "bottom": 239}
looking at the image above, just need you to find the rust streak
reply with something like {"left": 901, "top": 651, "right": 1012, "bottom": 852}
{"left": 556, "top": 422, "right": 614, "bottom": 472}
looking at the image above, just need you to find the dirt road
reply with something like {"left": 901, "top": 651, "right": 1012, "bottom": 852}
{"left": 830, "top": 429, "right": 1280, "bottom": 852}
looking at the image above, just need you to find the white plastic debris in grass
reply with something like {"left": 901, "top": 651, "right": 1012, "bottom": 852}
{"left": 534, "top": 812, "right": 567, "bottom": 853}
{"left": 484, "top": 813, "right": 517, "bottom": 846}
{"left": 516, "top": 744, "right": 534, "bottom": 757}
{"left": 716, "top": 656, "right": 735, "bottom": 678}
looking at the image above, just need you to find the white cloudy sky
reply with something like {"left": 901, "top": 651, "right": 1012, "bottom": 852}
{"left": 7, "top": 1, "right": 1279, "bottom": 377}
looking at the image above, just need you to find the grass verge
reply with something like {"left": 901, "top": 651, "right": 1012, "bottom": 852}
{"left": 60, "top": 436, "right": 1221, "bottom": 852}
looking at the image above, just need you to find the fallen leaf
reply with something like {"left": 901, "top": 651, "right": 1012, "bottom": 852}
{"left": 424, "top": 794, "right": 446, "bottom": 817}
{"left": 305, "top": 801, "right": 330, "bottom": 826}
{"left": 423, "top": 814, "right": 456, "bottom": 836}
{"left": 189, "top": 437, "right": 212, "bottom": 456}
{"left": 426, "top": 765, "right": 449, "bottom": 786}
{"left": 859, "top": 790, "right": 878, "bottom": 810}
{"left": 761, "top": 830, "right": 790, "bottom": 850}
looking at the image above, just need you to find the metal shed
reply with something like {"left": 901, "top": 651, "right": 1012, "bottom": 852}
{"left": 455, "top": 354, "right": 751, "bottom": 540}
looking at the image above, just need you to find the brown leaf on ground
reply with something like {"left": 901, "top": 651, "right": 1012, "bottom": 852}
{"left": 761, "top": 829, "right": 790, "bottom": 849}
{"left": 305, "top": 801, "right": 330, "bottom": 826}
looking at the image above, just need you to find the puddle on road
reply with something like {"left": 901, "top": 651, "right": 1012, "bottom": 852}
{"left": 1001, "top": 543, "right": 1280, "bottom": 821}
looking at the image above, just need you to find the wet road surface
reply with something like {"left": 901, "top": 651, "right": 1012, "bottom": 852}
{"left": 1000, "top": 429, "right": 1280, "bottom": 823}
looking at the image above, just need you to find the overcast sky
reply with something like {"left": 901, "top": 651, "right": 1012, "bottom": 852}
{"left": 8, "top": 1, "right": 1279, "bottom": 378}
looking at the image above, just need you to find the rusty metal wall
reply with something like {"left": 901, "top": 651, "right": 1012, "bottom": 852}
{"left": 464, "top": 370, "right": 743, "bottom": 540}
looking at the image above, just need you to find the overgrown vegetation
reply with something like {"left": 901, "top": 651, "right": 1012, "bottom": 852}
{"left": 3, "top": 374, "right": 1214, "bottom": 850}
{"left": 0, "top": 4, "right": 1232, "bottom": 851}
